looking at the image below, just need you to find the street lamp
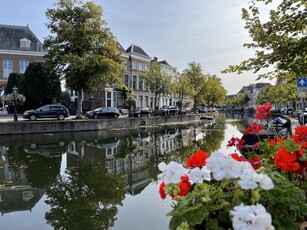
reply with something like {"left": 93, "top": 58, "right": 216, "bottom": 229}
{"left": 12, "top": 86, "right": 18, "bottom": 122}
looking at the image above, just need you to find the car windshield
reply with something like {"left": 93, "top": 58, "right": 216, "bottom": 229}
{"left": 94, "top": 107, "right": 102, "bottom": 112}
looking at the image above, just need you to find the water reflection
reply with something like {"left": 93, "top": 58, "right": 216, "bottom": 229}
{"left": 0, "top": 116, "right": 244, "bottom": 229}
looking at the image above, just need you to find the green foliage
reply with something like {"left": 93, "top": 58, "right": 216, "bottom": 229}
{"left": 223, "top": 0, "right": 307, "bottom": 79}
{"left": 141, "top": 62, "right": 173, "bottom": 108}
{"left": 5, "top": 73, "right": 23, "bottom": 94}
{"left": 20, "top": 62, "right": 61, "bottom": 109}
{"left": 44, "top": 0, "right": 123, "bottom": 114}
{"left": 256, "top": 78, "right": 300, "bottom": 105}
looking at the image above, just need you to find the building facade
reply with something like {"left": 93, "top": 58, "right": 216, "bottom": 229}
{"left": 0, "top": 24, "right": 46, "bottom": 89}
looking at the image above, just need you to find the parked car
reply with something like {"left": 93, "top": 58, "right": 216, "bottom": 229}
{"left": 85, "top": 107, "right": 120, "bottom": 119}
{"left": 23, "top": 104, "right": 70, "bottom": 121}
{"left": 198, "top": 107, "right": 208, "bottom": 113}
{"left": 298, "top": 110, "right": 307, "bottom": 125}
{"left": 179, "top": 107, "right": 191, "bottom": 115}
{"left": 129, "top": 107, "right": 151, "bottom": 117}
{"left": 160, "top": 105, "right": 178, "bottom": 116}
{"left": 0, "top": 107, "right": 8, "bottom": 116}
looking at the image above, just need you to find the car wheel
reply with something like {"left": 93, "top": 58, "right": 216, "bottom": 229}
{"left": 94, "top": 114, "right": 98, "bottom": 119}
{"left": 30, "top": 115, "right": 37, "bottom": 121}
{"left": 58, "top": 114, "right": 65, "bottom": 120}
{"left": 137, "top": 113, "right": 141, "bottom": 117}
{"left": 113, "top": 114, "right": 119, "bottom": 119}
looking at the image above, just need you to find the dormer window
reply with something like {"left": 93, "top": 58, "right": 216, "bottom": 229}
{"left": 20, "top": 38, "right": 31, "bottom": 50}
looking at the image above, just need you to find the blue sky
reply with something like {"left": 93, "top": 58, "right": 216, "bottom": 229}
{"left": 1, "top": 0, "right": 277, "bottom": 94}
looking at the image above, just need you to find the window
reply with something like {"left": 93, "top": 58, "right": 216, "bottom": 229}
{"left": 133, "top": 75, "right": 137, "bottom": 90}
{"left": 20, "top": 38, "right": 31, "bottom": 49}
{"left": 132, "top": 62, "right": 138, "bottom": 70}
{"left": 124, "top": 75, "right": 129, "bottom": 86}
{"left": 139, "top": 77, "right": 143, "bottom": 91}
{"left": 106, "top": 91, "right": 112, "bottom": 107}
{"left": 138, "top": 63, "right": 144, "bottom": 71}
{"left": 19, "top": 59, "right": 29, "bottom": 73}
{"left": 3, "top": 59, "right": 12, "bottom": 78}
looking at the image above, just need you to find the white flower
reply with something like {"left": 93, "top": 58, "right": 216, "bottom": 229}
{"left": 230, "top": 203, "right": 274, "bottom": 230}
{"left": 206, "top": 152, "right": 244, "bottom": 181}
{"left": 188, "top": 166, "right": 211, "bottom": 183}
{"left": 255, "top": 173, "right": 274, "bottom": 190}
{"left": 158, "top": 161, "right": 186, "bottom": 184}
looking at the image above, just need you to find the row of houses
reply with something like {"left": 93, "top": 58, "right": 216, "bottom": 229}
{"left": 0, "top": 24, "right": 189, "bottom": 112}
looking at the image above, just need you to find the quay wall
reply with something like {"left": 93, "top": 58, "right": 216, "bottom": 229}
{"left": 0, "top": 114, "right": 215, "bottom": 135}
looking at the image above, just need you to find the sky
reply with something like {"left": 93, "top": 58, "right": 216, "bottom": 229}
{"left": 1, "top": 0, "right": 278, "bottom": 95}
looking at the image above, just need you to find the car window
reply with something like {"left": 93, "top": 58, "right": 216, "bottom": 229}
{"left": 50, "top": 106, "right": 60, "bottom": 111}
{"left": 40, "top": 106, "right": 50, "bottom": 111}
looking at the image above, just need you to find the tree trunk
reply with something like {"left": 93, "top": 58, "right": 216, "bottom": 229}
{"left": 76, "top": 90, "right": 83, "bottom": 116}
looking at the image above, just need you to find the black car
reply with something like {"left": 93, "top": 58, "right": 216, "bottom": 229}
{"left": 129, "top": 107, "right": 151, "bottom": 117}
{"left": 160, "top": 105, "right": 178, "bottom": 116}
{"left": 85, "top": 107, "right": 120, "bottom": 119}
{"left": 23, "top": 104, "right": 70, "bottom": 121}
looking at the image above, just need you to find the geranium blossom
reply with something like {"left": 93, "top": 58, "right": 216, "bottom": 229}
{"left": 254, "top": 103, "right": 273, "bottom": 121}
{"left": 244, "top": 122, "right": 264, "bottom": 135}
{"left": 230, "top": 203, "right": 274, "bottom": 230}
{"left": 227, "top": 136, "right": 245, "bottom": 149}
{"left": 158, "top": 161, "right": 186, "bottom": 184}
{"left": 274, "top": 147, "right": 300, "bottom": 172}
{"left": 188, "top": 166, "right": 211, "bottom": 183}
{"left": 177, "top": 175, "right": 192, "bottom": 197}
{"left": 186, "top": 149, "right": 210, "bottom": 168}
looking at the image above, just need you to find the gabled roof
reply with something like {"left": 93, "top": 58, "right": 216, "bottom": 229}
{"left": 0, "top": 24, "right": 45, "bottom": 52}
{"left": 254, "top": 82, "right": 272, "bottom": 89}
{"left": 116, "top": 41, "right": 126, "bottom": 53}
{"left": 158, "top": 60, "right": 170, "bottom": 66}
{"left": 126, "top": 44, "right": 149, "bottom": 57}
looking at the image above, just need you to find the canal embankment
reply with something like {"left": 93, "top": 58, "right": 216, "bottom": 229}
{"left": 0, "top": 113, "right": 216, "bottom": 135}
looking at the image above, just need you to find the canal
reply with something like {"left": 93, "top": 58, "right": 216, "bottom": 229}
{"left": 0, "top": 113, "right": 248, "bottom": 230}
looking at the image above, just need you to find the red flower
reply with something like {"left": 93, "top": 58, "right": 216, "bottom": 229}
{"left": 159, "top": 182, "right": 166, "bottom": 199}
{"left": 291, "top": 126, "right": 307, "bottom": 147}
{"left": 274, "top": 147, "right": 300, "bottom": 172}
{"left": 248, "top": 157, "right": 262, "bottom": 170}
{"left": 230, "top": 153, "right": 246, "bottom": 162}
{"left": 186, "top": 149, "right": 210, "bottom": 168}
{"left": 254, "top": 103, "right": 272, "bottom": 121}
{"left": 227, "top": 136, "right": 245, "bottom": 149}
{"left": 244, "top": 122, "right": 264, "bottom": 135}
{"left": 177, "top": 175, "right": 192, "bottom": 197}
{"left": 268, "top": 137, "right": 285, "bottom": 146}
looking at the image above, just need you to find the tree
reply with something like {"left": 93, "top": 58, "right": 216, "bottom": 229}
{"left": 44, "top": 0, "right": 123, "bottom": 115}
{"left": 175, "top": 74, "right": 193, "bottom": 111}
{"left": 20, "top": 62, "right": 61, "bottom": 109}
{"left": 141, "top": 62, "right": 172, "bottom": 110}
{"left": 182, "top": 62, "right": 206, "bottom": 111}
{"left": 223, "top": 0, "right": 307, "bottom": 80}
{"left": 201, "top": 74, "right": 227, "bottom": 108}
{"left": 5, "top": 73, "right": 23, "bottom": 94}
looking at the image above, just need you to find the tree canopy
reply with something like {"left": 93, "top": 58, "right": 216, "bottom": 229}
{"left": 20, "top": 62, "right": 61, "bottom": 109}
{"left": 141, "top": 62, "right": 173, "bottom": 109}
{"left": 44, "top": 0, "right": 123, "bottom": 114}
{"left": 223, "top": 0, "right": 307, "bottom": 80}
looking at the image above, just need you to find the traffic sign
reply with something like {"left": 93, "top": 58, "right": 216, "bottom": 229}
{"left": 297, "top": 78, "right": 307, "bottom": 87}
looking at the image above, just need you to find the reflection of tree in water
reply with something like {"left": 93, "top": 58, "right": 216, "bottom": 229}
{"left": 6, "top": 146, "right": 61, "bottom": 188}
{"left": 147, "top": 118, "right": 227, "bottom": 181}
{"left": 196, "top": 116, "right": 226, "bottom": 154}
{"left": 117, "top": 136, "right": 136, "bottom": 158}
{"left": 45, "top": 164, "right": 125, "bottom": 230}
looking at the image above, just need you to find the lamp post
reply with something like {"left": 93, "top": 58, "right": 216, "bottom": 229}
{"left": 12, "top": 86, "right": 18, "bottom": 122}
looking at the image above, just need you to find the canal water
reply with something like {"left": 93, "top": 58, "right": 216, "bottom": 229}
{"left": 0, "top": 114, "right": 248, "bottom": 230}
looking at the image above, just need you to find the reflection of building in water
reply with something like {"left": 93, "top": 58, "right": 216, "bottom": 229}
{"left": 0, "top": 186, "right": 46, "bottom": 215}
{"left": 0, "top": 147, "right": 46, "bottom": 215}
{"left": 65, "top": 130, "right": 183, "bottom": 196}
